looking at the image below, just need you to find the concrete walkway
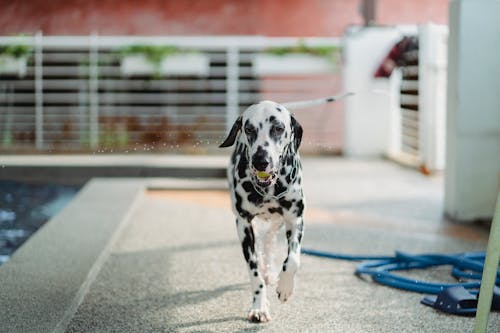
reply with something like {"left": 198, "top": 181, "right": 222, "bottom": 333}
{"left": 0, "top": 157, "right": 497, "bottom": 332}
{"left": 61, "top": 158, "right": 496, "bottom": 332}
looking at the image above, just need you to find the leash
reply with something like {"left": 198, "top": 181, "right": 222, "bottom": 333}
{"left": 282, "top": 92, "right": 354, "bottom": 110}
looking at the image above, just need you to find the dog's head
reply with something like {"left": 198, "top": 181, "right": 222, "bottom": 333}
{"left": 219, "top": 101, "right": 303, "bottom": 187}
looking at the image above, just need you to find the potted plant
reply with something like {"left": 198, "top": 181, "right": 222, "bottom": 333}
{"left": 0, "top": 43, "right": 32, "bottom": 77}
{"left": 253, "top": 41, "right": 341, "bottom": 76}
{"left": 119, "top": 45, "right": 209, "bottom": 77}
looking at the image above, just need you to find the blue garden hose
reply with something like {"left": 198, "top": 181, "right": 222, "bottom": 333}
{"left": 301, "top": 248, "right": 500, "bottom": 295}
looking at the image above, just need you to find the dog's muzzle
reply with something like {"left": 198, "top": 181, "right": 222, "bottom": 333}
{"left": 252, "top": 169, "right": 277, "bottom": 187}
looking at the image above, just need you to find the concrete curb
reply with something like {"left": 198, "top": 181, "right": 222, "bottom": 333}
{"left": 0, "top": 179, "right": 145, "bottom": 333}
{"left": 0, "top": 154, "right": 229, "bottom": 184}
{"left": 147, "top": 177, "right": 228, "bottom": 191}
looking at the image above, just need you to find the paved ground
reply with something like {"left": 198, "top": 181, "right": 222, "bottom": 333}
{"left": 65, "top": 158, "right": 498, "bottom": 332}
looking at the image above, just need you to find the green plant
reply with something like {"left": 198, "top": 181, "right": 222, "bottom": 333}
{"left": 265, "top": 40, "right": 341, "bottom": 63}
{"left": 118, "top": 44, "right": 197, "bottom": 78}
{"left": 119, "top": 45, "right": 186, "bottom": 73}
{"left": 0, "top": 44, "right": 33, "bottom": 59}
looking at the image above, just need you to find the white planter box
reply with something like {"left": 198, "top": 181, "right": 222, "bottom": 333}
{"left": 121, "top": 53, "right": 209, "bottom": 77}
{"left": 253, "top": 53, "right": 335, "bottom": 76}
{"left": 0, "top": 56, "right": 28, "bottom": 77}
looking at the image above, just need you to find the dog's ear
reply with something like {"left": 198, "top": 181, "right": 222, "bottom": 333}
{"left": 219, "top": 116, "right": 242, "bottom": 148}
{"left": 291, "top": 115, "right": 303, "bottom": 151}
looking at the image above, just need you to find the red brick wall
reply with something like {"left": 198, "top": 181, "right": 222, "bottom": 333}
{"left": 377, "top": 0, "right": 448, "bottom": 26}
{"left": 0, "top": 0, "right": 447, "bottom": 36}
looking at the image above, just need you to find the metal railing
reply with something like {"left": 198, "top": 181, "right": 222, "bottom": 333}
{"left": 0, "top": 34, "right": 342, "bottom": 153}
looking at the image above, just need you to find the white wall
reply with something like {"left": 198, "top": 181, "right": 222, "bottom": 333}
{"left": 445, "top": 0, "right": 500, "bottom": 221}
{"left": 418, "top": 24, "right": 448, "bottom": 172}
{"left": 343, "top": 26, "right": 417, "bottom": 157}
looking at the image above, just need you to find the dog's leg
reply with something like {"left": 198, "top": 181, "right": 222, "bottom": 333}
{"left": 262, "top": 220, "right": 282, "bottom": 285}
{"left": 276, "top": 216, "right": 304, "bottom": 303}
{"left": 236, "top": 217, "right": 271, "bottom": 323}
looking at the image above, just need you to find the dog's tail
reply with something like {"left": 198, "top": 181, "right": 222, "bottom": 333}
{"left": 281, "top": 92, "right": 354, "bottom": 110}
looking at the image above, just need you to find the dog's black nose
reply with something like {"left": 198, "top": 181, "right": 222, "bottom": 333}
{"left": 252, "top": 146, "right": 271, "bottom": 171}
{"left": 252, "top": 159, "right": 269, "bottom": 171}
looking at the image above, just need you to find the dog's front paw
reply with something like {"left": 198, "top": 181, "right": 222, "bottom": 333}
{"left": 276, "top": 272, "right": 294, "bottom": 303}
{"left": 247, "top": 307, "right": 271, "bottom": 323}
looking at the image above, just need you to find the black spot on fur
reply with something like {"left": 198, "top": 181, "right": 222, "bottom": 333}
{"left": 237, "top": 152, "right": 248, "bottom": 179}
{"left": 270, "top": 121, "right": 285, "bottom": 143}
{"left": 242, "top": 227, "right": 256, "bottom": 263}
{"left": 248, "top": 190, "right": 263, "bottom": 206}
{"left": 269, "top": 115, "right": 276, "bottom": 122}
{"left": 326, "top": 97, "right": 335, "bottom": 102}
{"left": 242, "top": 180, "right": 264, "bottom": 206}
{"left": 255, "top": 290, "right": 260, "bottom": 295}
{"left": 291, "top": 116, "right": 303, "bottom": 150}
{"left": 244, "top": 120, "right": 258, "bottom": 145}
{"left": 231, "top": 151, "right": 237, "bottom": 165}
{"left": 279, "top": 198, "right": 292, "bottom": 210}
{"left": 286, "top": 230, "right": 292, "bottom": 240}
{"left": 259, "top": 284, "right": 263, "bottom": 289}
{"left": 282, "top": 257, "right": 289, "bottom": 271}
{"left": 280, "top": 167, "right": 287, "bottom": 175}
{"left": 242, "top": 181, "right": 253, "bottom": 193}
{"left": 249, "top": 260, "right": 257, "bottom": 270}
{"left": 276, "top": 106, "right": 282, "bottom": 112}
{"left": 274, "top": 179, "right": 286, "bottom": 197}
{"left": 295, "top": 200, "right": 304, "bottom": 216}
{"left": 268, "top": 207, "right": 283, "bottom": 215}
{"left": 234, "top": 192, "right": 252, "bottom": 221}
{"left": 254, "top": 271, "right": 258, "bottom": 277}
{"left": 241, "top": 227, "right": 255, "bottom": 260}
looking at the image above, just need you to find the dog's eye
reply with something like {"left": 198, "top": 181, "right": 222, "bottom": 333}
{"left": 272, "top": 125, "right": 285, "bottom": 135}
{"left": 245, "top": 127, "right": 254, "bottom": 135}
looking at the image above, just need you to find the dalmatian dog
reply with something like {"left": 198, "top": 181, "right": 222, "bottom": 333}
{"left": 220, "top": 94, "right": 351, "bottom": 323}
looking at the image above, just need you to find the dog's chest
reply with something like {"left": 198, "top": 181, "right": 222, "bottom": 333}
{"left": 231, "top": 175, "right": 302, "bottom": 218}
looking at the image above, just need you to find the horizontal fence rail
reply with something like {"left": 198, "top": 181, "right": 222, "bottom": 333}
{"left": 0, "top": 35, "right": 342, "bottom": 153}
